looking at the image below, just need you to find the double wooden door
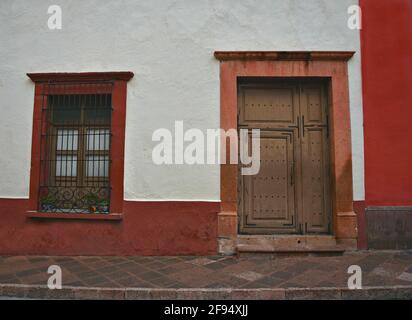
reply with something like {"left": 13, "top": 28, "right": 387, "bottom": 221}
{"left": 238, "top": 79, "right": 331, "bottom": 234}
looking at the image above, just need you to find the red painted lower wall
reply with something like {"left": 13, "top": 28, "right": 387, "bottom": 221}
{"left": 353, "top": 201, "right": 367, "bottom": 249}
{"left": 360, "top": 0, "right": 412, "bottom": 206}
{"left": 0, "top": 199, "right": 219, "bottom": 256}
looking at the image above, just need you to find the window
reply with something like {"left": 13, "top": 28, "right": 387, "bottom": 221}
{"left": 27, "top": 72, "right": 133, "bottom": 216}
{"left": 39, "top": 84, "right": 112, "bottom": 213}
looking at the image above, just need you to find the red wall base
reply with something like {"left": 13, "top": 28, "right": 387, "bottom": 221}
{"left": 0, "top": 198, "right": 368, "bottom": 255}
{"left": 353, "top": 200, "right": 366, "bottom": 249}
{"left": 0, "top": 199, "right": 219, "bottom": 256}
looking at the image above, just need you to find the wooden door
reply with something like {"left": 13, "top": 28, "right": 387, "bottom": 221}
{"left": 238, "top": 79, "right": 331, "bottom": 234}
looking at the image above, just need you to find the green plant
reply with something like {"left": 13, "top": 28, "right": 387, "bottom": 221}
{"left": 99, "top": 197, "right": 109, "bottom": 205}
{"left": 84, "top": 193, "right": 109, "bottom": 213}
{"left": 40, "top": 193, "right": 57, "bottom": 206}
{"left": 84, "top": 193, "right": 100, "bottom": 205}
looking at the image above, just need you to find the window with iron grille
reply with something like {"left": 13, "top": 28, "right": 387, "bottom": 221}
{"left": 38, "top": 81, "right": 113, "bottom": 214}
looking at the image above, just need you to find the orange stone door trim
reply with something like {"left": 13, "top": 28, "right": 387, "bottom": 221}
{"left": 215, "top": 51, "right": 357, "bottom": 254}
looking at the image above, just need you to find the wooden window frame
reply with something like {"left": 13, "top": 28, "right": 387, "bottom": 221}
{"left": 50, "top": 101, "right": 111, "bottom": 189}
{"left": 27, "top": 72, "right": 133, "bottom": 218}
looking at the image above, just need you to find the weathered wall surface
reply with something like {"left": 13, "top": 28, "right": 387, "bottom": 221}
{"left": 360, "top": 0, "right": 412, "bottom": 206}
{"left": 0, "top": 0, "right": 364, "bottom": 201}
{"left": 0, "top": 199, "right": 219, "bottom": 255}
{"left": 360, "top": 0, "right": 412, "bottom": 249}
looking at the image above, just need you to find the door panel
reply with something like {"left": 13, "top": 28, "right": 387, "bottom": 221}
{"left": 240, "top": 130, "right": 298, "bottom": 233}
{"left": 238, "top": 80, "right": 331, "bottom": 235}
{"left": 239, "top": 84, "right": 299, "bottom": 130}
{"left": 299, "top": 84, "right": 330, "bottom": 233}
{"left": 300, "top": 128, "right": 330, "bottom": 233}
{"left": 240, "top": 87, "right": 296, "bottom": 125}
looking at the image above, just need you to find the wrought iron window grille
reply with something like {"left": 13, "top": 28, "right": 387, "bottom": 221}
{"left": 38, "top": 81, "right": 113, "bottom": 214}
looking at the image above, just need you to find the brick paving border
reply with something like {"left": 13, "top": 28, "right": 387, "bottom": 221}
{"left": 1, "top": 283, "right": 412, "bottom": 300}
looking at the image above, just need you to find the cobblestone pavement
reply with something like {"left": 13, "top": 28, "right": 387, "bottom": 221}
{"left": 1, "top": 251, "right": 412, "bottom": 290}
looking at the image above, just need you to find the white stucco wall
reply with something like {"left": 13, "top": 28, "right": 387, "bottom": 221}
{"left": 0, "top": 0, "right": 364, "bottom": 201}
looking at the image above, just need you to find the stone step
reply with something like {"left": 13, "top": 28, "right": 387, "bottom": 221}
{"left": 236, "top": 235, "right": 345, "bottom": 256}
{"left": 237, "top": 246, "right": 346, "bottom": 258}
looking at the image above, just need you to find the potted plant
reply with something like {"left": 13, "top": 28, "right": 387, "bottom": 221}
{"left": 40, "top": 193, "right": 57, "bottom": 211}
{"left": 97, "top": 198, "right": 109, "bottom": 213}
{"left": 84, "top": 193, "right": 100, "bottom": 213}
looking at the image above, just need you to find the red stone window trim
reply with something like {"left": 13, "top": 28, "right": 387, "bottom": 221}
{"left": 25, "top": 211, "right": 123, "bottom": 221}
{"left": 26, "top": 72, "right": 133, "bottom": 219}
{"left": 214, "top": 51, "right": 355, "bottom": 62}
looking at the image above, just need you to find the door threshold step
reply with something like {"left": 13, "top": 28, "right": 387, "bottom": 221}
{"left": 237, "top": 244, "right": 346, "bottom": 257}
{"left": 236, "top": 235, "right": 345, "bottom": 257}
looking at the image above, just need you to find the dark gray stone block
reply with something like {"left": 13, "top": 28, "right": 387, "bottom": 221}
{"left": 366, "top": 207, "right": 412, "bottom": 249}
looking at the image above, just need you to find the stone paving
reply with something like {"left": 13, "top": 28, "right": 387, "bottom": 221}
{"left": 1, "top": 251, "right": 412, "bottom": 291}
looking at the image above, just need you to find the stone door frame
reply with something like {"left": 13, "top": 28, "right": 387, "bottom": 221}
{"left": 214, "top": 51, "right": 358, "bottom": 254}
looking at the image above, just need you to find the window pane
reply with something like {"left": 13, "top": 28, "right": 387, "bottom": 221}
{"left": 84, "top": 94, "right": 112, "bottom": 125}
{"left": 86, "top": 129, "right": 110, "bottom": 150}
{"left": 84, "top": 108, "right": 111, "bottom": 125}
{"left": 50, "top": 95, "right": 81, "bottom": 124}
{"left": 86, "top": 156, "right": 109, "bottom": 177}
{"left": 57, "top": 129, "right": 78, "bottom": 150}
{"left": 56, "top": 155, "right": 77, "bottom": 176}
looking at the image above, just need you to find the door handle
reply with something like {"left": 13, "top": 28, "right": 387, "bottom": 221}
{"left": 290, "top": 161, "right": 294, "bottom": 185}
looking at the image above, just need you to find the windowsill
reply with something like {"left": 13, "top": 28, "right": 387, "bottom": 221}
{"left": 25, "top": 211, "right": 123, "bottom": 221}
